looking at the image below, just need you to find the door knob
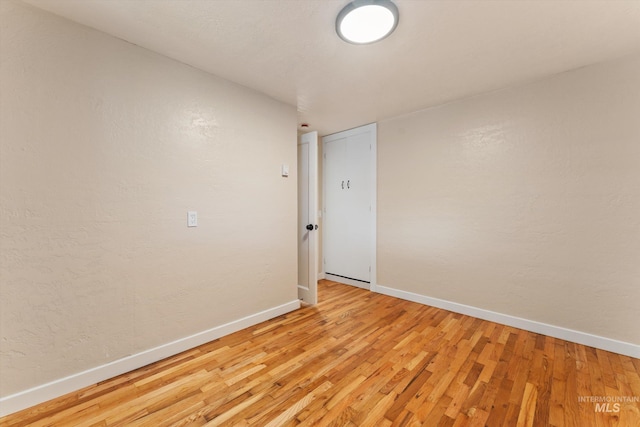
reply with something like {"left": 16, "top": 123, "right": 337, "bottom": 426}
{"left": 306, "top": 224, "right": 314, "bottom": 231}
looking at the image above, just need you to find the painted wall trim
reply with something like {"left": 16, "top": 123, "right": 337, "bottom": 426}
{"left": 376, "top": 285, "right": 639, "bottom": 359}
{"left": 0, "top": 299, "right": 301, "bottom": 417}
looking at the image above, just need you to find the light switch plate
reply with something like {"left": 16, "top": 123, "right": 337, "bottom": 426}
{"left": 187, "top": 211, "right": 198, "bottom": 227}
{"left": 281, "top": 164, "right": 289, "bottom": 177}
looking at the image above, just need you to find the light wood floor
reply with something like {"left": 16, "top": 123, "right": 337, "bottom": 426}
{"left": 2, "top": 280, "right": 639, "bottom": 426}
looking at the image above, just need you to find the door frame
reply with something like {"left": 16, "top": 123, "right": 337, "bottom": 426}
{"left": 297, "top": 131, "right": 319, "bottom": 304}
{"left": 322, "top": 123, "right": 377, "bottom": 291}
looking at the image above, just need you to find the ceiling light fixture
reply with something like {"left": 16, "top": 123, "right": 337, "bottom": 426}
{"left": 336, "top": 0, "right": 399, "bottom": 45}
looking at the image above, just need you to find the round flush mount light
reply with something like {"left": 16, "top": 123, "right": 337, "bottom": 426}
{"left": 336, "top": 0, "right": 399, "bottom": 44}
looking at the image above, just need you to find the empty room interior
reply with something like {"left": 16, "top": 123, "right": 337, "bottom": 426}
{"left": 1, "top": 0, "right": 639, "bottom": 425}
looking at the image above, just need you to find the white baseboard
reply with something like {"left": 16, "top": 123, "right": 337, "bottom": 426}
{"left": 318, "top": 272, "right": 326, "bottom": 280}
{"left": 325, "top": 274, "right": 370, "bottom": 290}
{"left": 0, "top": 299, "right": 300, "bottom": 417}
{"left": 376, "top": 285, "right": 639, "bottom": 359}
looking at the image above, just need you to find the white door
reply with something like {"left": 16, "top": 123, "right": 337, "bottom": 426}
{"left": 297, "top": 131, "right": 318, "bottom": 304}
{"left": 323, "top": 123, "right": 376, "bottom": 289}
{"left": 323, "top": 135, "right": 349, "bottom": 279}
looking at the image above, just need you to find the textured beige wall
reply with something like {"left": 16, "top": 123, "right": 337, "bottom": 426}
{"left": 378, "top": 55, "right": 640, "bottom": 345}
{"left": 0, "top": 1, "right": 297, "bottom": 396}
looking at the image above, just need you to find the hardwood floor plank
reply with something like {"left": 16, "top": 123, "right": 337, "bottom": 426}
{"left": 261, "top": 380, "right": 332, "bottom": 427}
{"left": 549, "top": 343, "right": 567, "bottom": 427}
{"left": 516, "top": 382, "right": 538, "bottom": 427}
{"left": 444, "top": 381, "right": 470, "bottom": 420}
{"left": 1, "top": 280, "right": 638, "bottom": 426}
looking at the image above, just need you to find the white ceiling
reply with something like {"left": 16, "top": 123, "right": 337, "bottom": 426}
{"left": 23, "top": 0, "right": 640, "bottom": 136}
